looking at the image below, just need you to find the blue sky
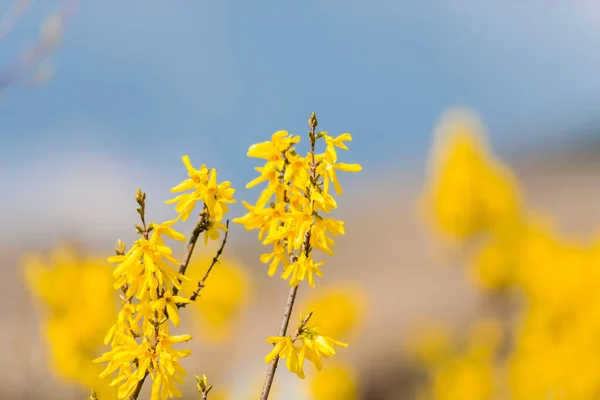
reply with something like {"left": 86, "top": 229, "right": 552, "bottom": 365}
{"left": 2, "top": 1, "right": 600, "bottom": 248}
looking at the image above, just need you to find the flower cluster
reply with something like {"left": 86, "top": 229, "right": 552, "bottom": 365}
{"left": 167, "top": 155, "right": 235, "bottom": 242}
{"left": 234, "top": 113, "right": 361, "bottom": 287}
{"left": 264, "top": 313, "right": 348, "bottom": 379}
{"left": 95, "top": 156, "right": 236, "bottom": 400}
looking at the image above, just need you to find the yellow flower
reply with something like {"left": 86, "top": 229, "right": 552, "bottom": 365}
{"left": 203, "top": 218, "right": 228, "bottom": 245}
{"left": 95, "top": 332, "right": 192, "bottom": 400}
{"left": 265, "top": 336, "right": 305, "bottom": 379}
{"left": 149, "top": 219, "right": 186, "bottom": 245}
{"left": 204, "top": 168, "right": 236, "bottom": 221}
{"left": 264, "top": 315, "right": 347, "bottom": 379}
{"left": 281, "top": 252, "right": 325, "bottom": 287}
{"left": 166, "top": 155, "right": 210, "bottom": 221}
{"left": 322, "top": 132, "right": 353, "bottom": 163}
{"left": 316, "top": 155, "right": 362, "bottom": 196}
{"left": 260, "top": 242, "right": 290, "bottom": 277}
{"left": 298, "top": 331, "right": 348, "bottom": 371}
{"left": 151, "top": 289, "right": 190, "bottom": 327}
{"left": 109, "top": 236, "right": 187, "bottom": 300}
{"left": 247, "top": 130, "right": 300, "bottom": 164}
{"left": 166, "top": 156, "right": 236, "bottom": 222}
{"left": 283, "top": 151, "right": 310, "bottom": 189}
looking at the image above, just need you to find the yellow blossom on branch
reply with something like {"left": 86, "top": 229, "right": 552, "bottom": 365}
{"left": 264, "top": 313, "right": 348, "bottom": 379}
{"left": 96, "top": 155, "right": 236, "bottom": 400}
{"left": 234, "top": 116, "right": 361, "bottom": 287}
{"left": 166, "top": 156, "right": 236, "bottom": 223}
{"left": 238, "top": 114, "right": 360, "bottom": 400}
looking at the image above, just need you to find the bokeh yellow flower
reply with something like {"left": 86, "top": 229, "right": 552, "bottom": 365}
{"left": 421, "top": 108, "right": 522, "bottom": 242}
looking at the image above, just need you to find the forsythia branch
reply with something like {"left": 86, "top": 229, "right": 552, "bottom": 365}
{"left": 260, "top": 113, "right": 319, "bottom": 400}
{"left": 189, "top": 219, "right": 230, "bottom": 303}
{"left": 260, "top": 285, "right": 299, "bottom": 400}
{"left": 127, "top": 371, "right": 148, "bottom": 400}
{"left": 172, "top": 210, "right": 209, "bottom": 296}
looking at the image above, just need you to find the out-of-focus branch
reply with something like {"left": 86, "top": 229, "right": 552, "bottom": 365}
{"left": 0, "top": 0, "right": 31, "bottom": 41}
{"left": 0, "top": 0, "right": 79, "bottom": 91}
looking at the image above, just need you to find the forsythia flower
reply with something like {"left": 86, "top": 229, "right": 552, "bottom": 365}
{"left": 234, "top": 117, "right": 361, "bottom": 287}
{"left": 166, "top": 155, "right": 236, "bottom": 223}
{"left": 109, "top": 233, "right": 187, "bottom": 301}
{"left": 264, "top": 314, "right": 347, "bottom": 379}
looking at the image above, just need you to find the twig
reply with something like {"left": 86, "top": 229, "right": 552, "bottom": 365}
{"left": 260, "top": 285, "right": 299, "bottom": 400}
{"left": 128, "top": 371, "right": 148, "bottom": 400}
{"left": 179, "top": 219, "right": 230, "bottom": 307}
{"left": 191, "top": 220, "right": 230, "bottom": 300}
{"left": 172, "top": 211, "right": 209, "bottom": 296}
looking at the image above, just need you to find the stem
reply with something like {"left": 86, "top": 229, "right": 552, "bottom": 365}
{"left": 260, "top": 284, "right": 299, "bottom": 400}
{"left": 128, "top": 372, "right": 148, "bottom": 400}
{"left": 183, "top": 219, "right": 230, "bottom": 305}
{"left": 173, "top": 211, "right": 208, "bottom": 296}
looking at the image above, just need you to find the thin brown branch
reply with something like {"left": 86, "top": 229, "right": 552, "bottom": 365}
{"left": 260, "top": 284, "right": 299, "bottom": 400}
{"left": 172, "top": 211, "right": 209, "bottom": 296}
{"left": 128, "top": 371, "right": 148, "bottom": 400}
{"left": 191, "top": 220, "right": 230, "bottom": 300}
{"left": 179, "top": 219, "right": 230, "bottom": 307}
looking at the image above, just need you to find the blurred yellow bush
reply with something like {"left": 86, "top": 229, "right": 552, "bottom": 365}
{"left": 22, "top": 243, "right": 118, "bottom": 398}
{"left": 416, "top": 108, "right": 600, "bottom": 399}
{"left": 421, "top": 109, "right": 522, "bottom": 243}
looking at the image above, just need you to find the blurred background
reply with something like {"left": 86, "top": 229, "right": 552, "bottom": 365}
{"left": 3, "top": 1, "right": 600, "bottom": 399}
